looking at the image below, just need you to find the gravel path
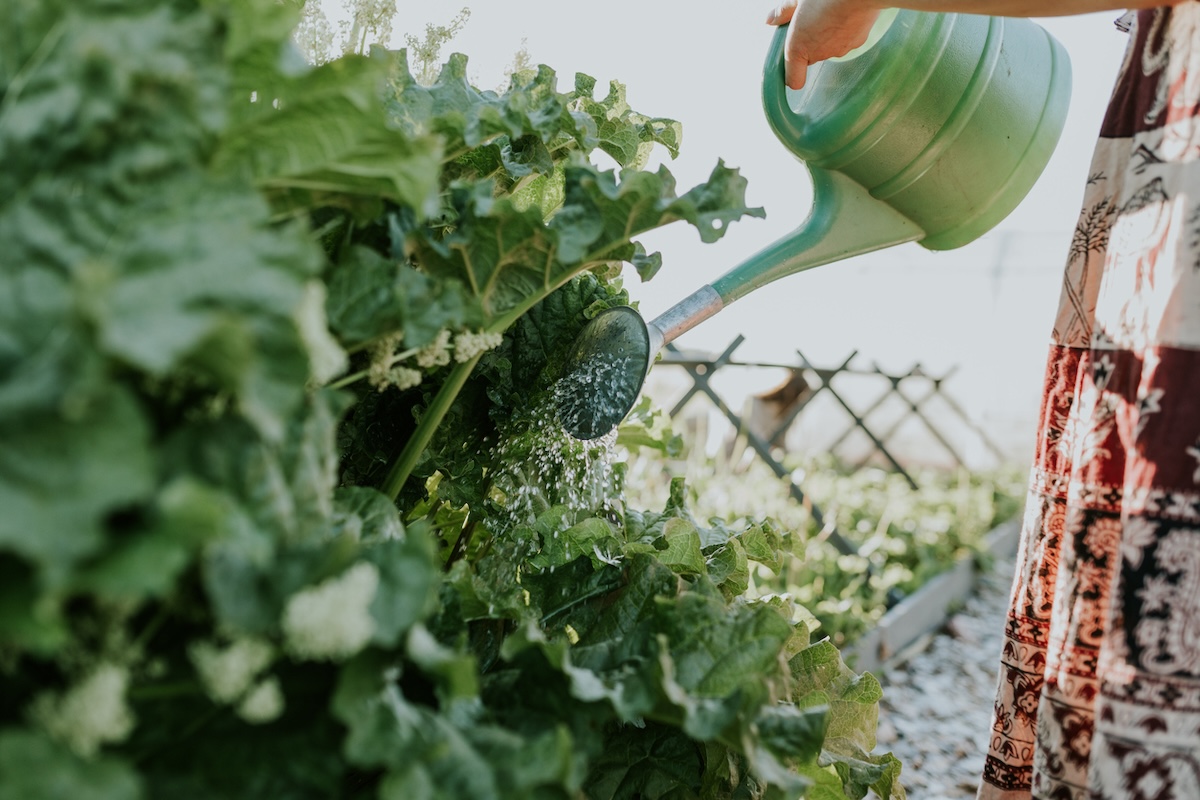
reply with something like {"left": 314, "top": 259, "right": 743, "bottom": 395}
{"left": 870, "top": 557, "right": 1015, "bottom": 799}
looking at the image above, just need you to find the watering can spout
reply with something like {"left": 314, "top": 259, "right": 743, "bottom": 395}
{"left": 710, "top": 167, "right": 923, "bottom": 305}
{"left": 645, "top": 166, "right": 923, "bottom": 350}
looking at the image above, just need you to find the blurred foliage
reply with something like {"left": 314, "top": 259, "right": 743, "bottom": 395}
{"left": 624, "top": 435, "right": 1025, "bottom": 647}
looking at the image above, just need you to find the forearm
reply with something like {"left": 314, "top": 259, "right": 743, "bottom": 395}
{"left": 855, "top": 0, "right": 1181, "bottom": 18}
{"left": 770, "top": 0, "right": 1184, "bottom": 89}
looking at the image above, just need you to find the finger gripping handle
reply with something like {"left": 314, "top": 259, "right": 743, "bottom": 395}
{"left": 761, "top": 24, "right": 807, "bottom": 154}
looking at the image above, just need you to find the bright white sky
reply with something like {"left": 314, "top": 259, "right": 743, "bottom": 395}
{"left": 375, "top": 3, "right": 1132, "bottom": 458}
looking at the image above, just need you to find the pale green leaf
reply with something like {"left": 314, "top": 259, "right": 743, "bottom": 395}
{"left": 660, "top": 518, "right": 705, "bottom": 576}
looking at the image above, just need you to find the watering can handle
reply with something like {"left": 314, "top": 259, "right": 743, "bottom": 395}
{"left": 718, "top": 26, "right": 933, "bottom": 304}
{"left": 760, "top": 24, "right": 806, "bottom": 151}
{"left": 649, "top": 165, "right": 926, "bottom": 349}
{"left": 709, "top": 26, "right": 926, "bottom": 306}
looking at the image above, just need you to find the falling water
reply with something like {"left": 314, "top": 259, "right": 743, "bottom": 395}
{"left": 487, "top": 351, "right": 646, "bottom": 572}
{"left": 490, "top": 394, "right": 621, "bottom": 538}
{"left": 552, "top": 353, "right": 640, "bottom": 442}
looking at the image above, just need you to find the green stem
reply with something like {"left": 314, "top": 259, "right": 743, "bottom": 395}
{"left": 485, "top": 270, "right": 578, "bottom": 335}
{"left": 328, "top": 368, "right": 370, "bottom": 390}
{"left": 328, "top": 346, "right": 421, "bottom": 389}
{"left": 539, "top": 581, "right": 621, "bottom": 625}
{"left": 0, "top": 20, "right": 65, "bottom": 119}
{"left": 130, "top": 606, "right": 170, "bottom": 653}
{"left": 381, "top": 353, "right": 483, "bottom": 499}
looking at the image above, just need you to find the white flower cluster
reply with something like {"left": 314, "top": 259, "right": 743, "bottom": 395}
{"left": 415, "top": 328, "right": 453, "bottom": 369}
{"left": 369, "top": 363, "right": 422, "bottom": 392}
{"left": 31, "top": 663, "right": 135, "bottom": 757}
{"left": 188, "top": 637, "right": 272, "bottom": 703}
{"left": 387, "top": 366, "right": 422, "bottom": 391}
{"left": 364, "top": 327, "right": 501, "bottom": 391}
{"left": 188, "top": 636, "right": 283, "bottom": 724}
{"left": 366, "top": 332, "right": 424, "bottom": 393}
{"left": 236, "top": 676, "right": 285, "bottom": 724}
{"left": 282, "top": 561, "right": 380, "bottom": 661}
{"left": 453, "top": 330, "right": 503, "bottom": 363}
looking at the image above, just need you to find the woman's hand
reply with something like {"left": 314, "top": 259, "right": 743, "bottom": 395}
{"left": 767, "top": 0, "right": 883, "bottom": 89}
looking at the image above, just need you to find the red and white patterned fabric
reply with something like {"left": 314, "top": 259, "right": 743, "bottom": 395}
{"left": 978, "top": 6, "right": 1200, "bottom": 799}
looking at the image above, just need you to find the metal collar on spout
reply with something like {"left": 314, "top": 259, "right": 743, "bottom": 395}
{"left": 646, "top": 285, "right": 725, "bottom": 359}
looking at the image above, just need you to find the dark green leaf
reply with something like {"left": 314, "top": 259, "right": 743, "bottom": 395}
{"left": 405, "top": 155, "right": 760, "bottom": 333}
{"left": 333, "top": 650, "right": 501, "bottom": 798}
{"left": 754, "top": 704, "right": 828, "bottom": 765}
{"left": 740, "top": 525, "right": 784, "bottom": 573}
{"left": 570, "top": 78, "right": 682, "bottom": 168}
{"left": 324, "top": 245, "right": 474, "bottom": 349}
{"left": 388, "top": 55, "right": 591, "bottom": 157}
{"left": 705, "top": 538, "right": 749, "bottom": 599}
{"left": 406, "top": 624, "right": 478, "bottom": 702}
{"left": 0, "top": 558, "right": 68, "bottom": 654}
{"left": 84, "top": 179, "right": 320, "bottom": 441}
{"left": 631, "top": 242, "right": 663, "bottom": 282}
{"left": 585, "top": 723, "right": 703, "bottom": 800}
{"left": 826, "top": 748, "right": 906, "bottom": 800}
{"left": 73, "top": 479, "right": 231, "bottom": 600}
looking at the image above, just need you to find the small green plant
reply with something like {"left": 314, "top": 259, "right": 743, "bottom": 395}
{"left": 625, "top": 443, "right": 1024, "bottom": 646}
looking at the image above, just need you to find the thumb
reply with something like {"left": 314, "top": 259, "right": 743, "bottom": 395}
{"left": 785, "top": 54, "right": 810, "bottom": 90}
{"left": 783, "top": 14, "right": 810, "bottom": 90}
{"left": 766, "top": 0, "right": 798, "bottom": 25}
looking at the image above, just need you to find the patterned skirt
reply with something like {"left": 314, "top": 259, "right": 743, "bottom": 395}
{"left": 978, "top": 6, "right": 1200, "bottom": 799}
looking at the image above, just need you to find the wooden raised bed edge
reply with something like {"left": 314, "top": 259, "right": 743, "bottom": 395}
{"left": 844, "top": 516, "right": 1022, "bottom": 675}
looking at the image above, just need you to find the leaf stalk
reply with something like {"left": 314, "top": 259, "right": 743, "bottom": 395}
{"left": 381, "top": 352, "right": 483, "bottom": 498}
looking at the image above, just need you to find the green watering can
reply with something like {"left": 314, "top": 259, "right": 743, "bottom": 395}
{"left": 556, "top": 10, "right": 1072, "bottom": 439}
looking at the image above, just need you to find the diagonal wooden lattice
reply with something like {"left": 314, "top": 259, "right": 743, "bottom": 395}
{"left": 657, "top": 339, "right": 1006, "bottom": 558}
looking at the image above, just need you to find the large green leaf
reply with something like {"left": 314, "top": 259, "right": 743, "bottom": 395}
{"left": 0, "top": 730, "right": 142, "bottom": 800}
{"left": 364, "top": 535, "right": 439, "bottom": 646}
{"left": 789, "top": 640, "right": 907, "bottom": 799}
{"left": 388, "top": 54, "right": 591, "bottom": 160}
{"left": 0, "top": 384, "right": 153, "bottom": 586}
{"left": 82, "top": 178, "right": 321, "bottom": 440}
{"left": 333, "top": 486, "right": 406, "bottom": 542}
{"left": 334, "top": 649, "right": 571, "bottom": 800}
{"left": 217, "top": 49, "right": 443, "bottom": 218}
{"left": 659, "top": 519, "right": 705, "bottom": 576}
{"left": 0, "top": 2, "right": 897, "bottom": 799}
{"left": 585, "top": 723, "right": 704, "bottom": 800}
{"left": 571, "top": 75, "right": 682, "bottom": 168}
{"left": 402, "top": 160, "right": 761, "bottom": 332}
{"left": 0, "top": 5, "right": 224, "bottom": 199}
{"left": 324, "top": 245, "right": 474, "bottom": 349}
{"left": 71, "top": 479, "right": 230, "bottom": 601}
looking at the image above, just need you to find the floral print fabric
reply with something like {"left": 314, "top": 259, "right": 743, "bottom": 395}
{"left": 978, "top": 7, "right": 1200, "bottom": 799}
